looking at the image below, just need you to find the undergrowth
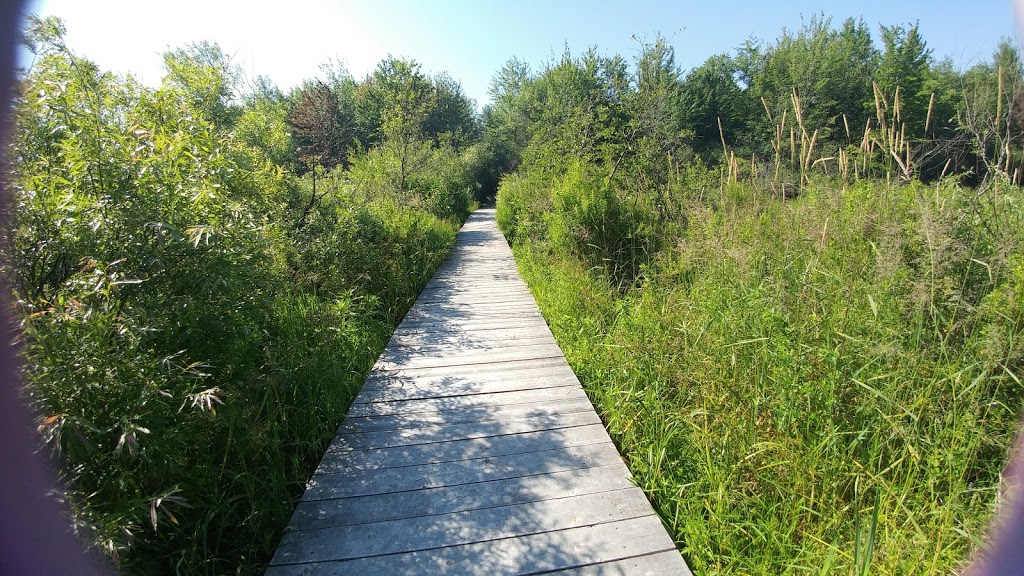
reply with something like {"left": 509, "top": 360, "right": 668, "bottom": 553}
{"left": 6, "top": 20, "right": 469, "bottom": 573}
{"left": 504, "top": 174, "right": 1024, "bottom": 574}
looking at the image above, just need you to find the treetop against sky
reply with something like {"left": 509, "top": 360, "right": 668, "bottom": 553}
{"left": 22, "top": 0, "right": 1019, "bottom": 108}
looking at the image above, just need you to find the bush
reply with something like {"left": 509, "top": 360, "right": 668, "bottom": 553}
{"left": 514, "top": 179, "right": 1024, "bottom": 574}
{"left": 6, "top": 24, "right": 465, "bottom": 574}
{"left": 548, "top": 162, "right": 660, "bottom": 286}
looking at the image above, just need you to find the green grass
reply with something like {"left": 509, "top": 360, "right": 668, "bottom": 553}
{"left": 507, "top": 178, "right": 1024, "bottom": 574}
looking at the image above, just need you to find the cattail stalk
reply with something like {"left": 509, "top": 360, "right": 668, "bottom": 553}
{"left": 925, "top": 92, "right": 935, "bottom": 135}
{"left": 718, "top": 116, "right": 728, "bottom": 158}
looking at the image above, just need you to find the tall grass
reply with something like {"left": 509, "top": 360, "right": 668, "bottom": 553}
{"left": 504, "top": 173, "right": 1024, "bottom": 574}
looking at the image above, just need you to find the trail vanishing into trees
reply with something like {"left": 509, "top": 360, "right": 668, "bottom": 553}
{"left": 6, "top": 13, "right": 1024, "bottom": 575}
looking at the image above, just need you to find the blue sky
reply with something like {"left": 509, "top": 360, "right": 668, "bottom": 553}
{"left": 20, "top": 0, "right": 1020, "bottom": 109}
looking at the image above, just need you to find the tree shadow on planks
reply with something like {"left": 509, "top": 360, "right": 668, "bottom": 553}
{"left": 378, "top": 221, "right": 550, "bottom": 369}
{"left": 263, "top": 207, "right": 689, "bottom": 575}
{"left": 264, "top": 368, "right": 685, "bottom": 575}
{"left": 375, "top": 317, "right": 561, "bottom": 371}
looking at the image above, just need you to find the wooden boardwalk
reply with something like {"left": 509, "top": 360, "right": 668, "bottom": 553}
{"left": 266, "top": 208, "right": 692, "bottom": 575}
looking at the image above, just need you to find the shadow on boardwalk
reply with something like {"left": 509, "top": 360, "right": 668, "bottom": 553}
{"left": 264, "top": 209, "right": 690, "bottom": 575}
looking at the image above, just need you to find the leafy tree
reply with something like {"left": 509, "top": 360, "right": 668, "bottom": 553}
{"left": 633, "top": 37, "right": 684, "bottom": 140}
{"left": 373, "top": 58, "right": 435, "bottom": 190}
{"left": 286, "top": 80, "right": 357, "bottom": 226}
{"left": 288, "top": 80, "right": 355, "bottom": 172}
{"left": 738, "top": 16, "right": 876, "bottom": 147}
{"left": 424, "top": 72, "right": 478, "bottom": 148}
{"left": 9, "top": 19, "right": 285, "bottom": 568}
{"left": 615, "top": 36, "right": 688, "bottom": 179}
{"left": 960, "top": 39, "right": 1024, "bottom": 177}
{"left": 235, "top": 75, "right": 293, "bottom": 168}
{"left": 483, "top": 57, "right": 534, "bottom": 175}
{"left": 875, "top": 23, "right": 932, "bottom": 137}
{"left": 520, "top": 48, "right": 625, "bottom": 174}
{"left": 682, "top": 54, "right": 749, "bottom": 156}
{"left": 7, "top": 16, "right": 476, "bottom": 573}
{"left": 354, "top": 56, "right": 432, "bottom": 148}
{"left": 162, "top": 41, "right": 241, "bottom": 127}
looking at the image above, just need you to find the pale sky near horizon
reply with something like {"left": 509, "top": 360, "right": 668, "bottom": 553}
{"left": 18, "top": 1, "right": 1020, "bottom": 110}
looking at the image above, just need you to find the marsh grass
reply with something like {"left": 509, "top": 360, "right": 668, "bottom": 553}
{"left": 507, "top": 176, "right": 1024, "bottom": 574}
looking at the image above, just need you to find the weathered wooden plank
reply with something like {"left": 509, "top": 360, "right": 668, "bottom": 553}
{"left": 330, "top": 411, "right": 602, "bottom": 452}
{"left": 389, "top": 315, "right": 548, "bottom": 334}
{"left": 394, "top": 316, "right": 546, "bottom": 332}
{"left": 376, "top": 345, "right": 565, "bottom": 368}
{"left": 415, "top": 289, "right": 532, "bottom": 302}
{"left": 387, "top": 325, "right": 554, "bottom": 347}
{"left": 398, "top": 310, "right": 546, "bottom": 326}
{"left": 426, "top": 271, "right": 524, "bottom": 280}
{"left": 400, "top": 307, "right": 543, "bottom": 320}
{"left": 431, "top": 264, "right": 520, "bottom": 270}
{"left": 407, "top": 307, "right": 539, "bottom": 318}
{"left": 361, "top": 356, "right": 571, "bottom": 385}
{"left": 376, "top": 342, "right": 564, "bottom": 369}
{"left": 399, "top": 310, "right": 543, "bottom": 324}
{"left": 415, "top": 293, "right": 534, "bottom": 306}
{"left": 337, "top": 397, "right": 596, "bottom": 434}
{"left": 542, "top": 551, "right": 694, "bottom": 576}
{"left": 284, "top": 464, "right": 635, "bottom": 531}
{"left": 265, "top": 516, "right": 677, "bottom": 575}
{"left": 415, "top": 284, "right": 528, "bottom": 297}
{"left": 384, "top": 340, "right": 560, "bottom": 359}
{"left": 318, "top": 423, "right": 611, "bottom": 472}
{"left": 386, "top": 336, "right": 558, "bottom": 356}
{"left": 347, "top": 385, "right": 585, "bottom": 418}
{"left": 375, "top": 345, "right": 564, "bottom": 371}
{"left": 302, "top": 442, "right": 624, "bottom": 500}
{"left": 408, "top": 298, "right": 538, "bottom": 310}
{"left": 272, "top": 488, "right": 653, "bottom": 565}
{"left": 358, "top": 372, "right": 576, "bottom": 400}
{"left": 391, "top": 321, "right": 549, "bottom": 337}
{"left": 424, "top": 271, "right": 524, "bottom": 281}
{"left": 354, "top": 373, "right": 580, "bottom": 404}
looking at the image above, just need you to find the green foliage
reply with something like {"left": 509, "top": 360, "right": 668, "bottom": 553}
{"left": 495, "top": 170, "right": 548, "bottom": 243}
{"left": 681, "top": 54, "right": 749, "bottom": 155}
{"left": 514, "top": 180, "right": 1024, "bottom": 575}
{"left": 521, "top": 48, "right": 628, "bottom": 172}
{"left": 484, "top": 57, "right": 534, "bottom": 176}
{"left": 161, "top": 41, "right": 242, "bottom": 128}
{"left": 235, "top": 77, "right": 293, "bottom": 168}
{"left": 13, "top": 9, "right": 1024, "bottom": 575}
{"left": 620, "top": 37, "right": 691, "bottom": 185}
{"left": 960, "top": 40, "right": 1024, "bottom": 177}
{"left": 347, "top": 138, "right": 474, "bottom": 221}
{"left": 424, "top": 72, "right": 479, "bottom": 147}
{"left": 738, "top": 15, "right": 876, "bottom": 148}
{"left": 875, "top": 23, "right": 932, "bottom": 137}
{"left": 482, "top": 14, "right": 1022, "bottom": 186}
{"left": 7, "top": 18, "right": 470, "bottom": 574}
{"left": 498, "top": 161, "right": 661, "bottom": 288}
{"left": 318, "top": 55, "right": 483, "bottom": 208}
{"left": 491, "top": 18, "right": 1024, "bottom": 576}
